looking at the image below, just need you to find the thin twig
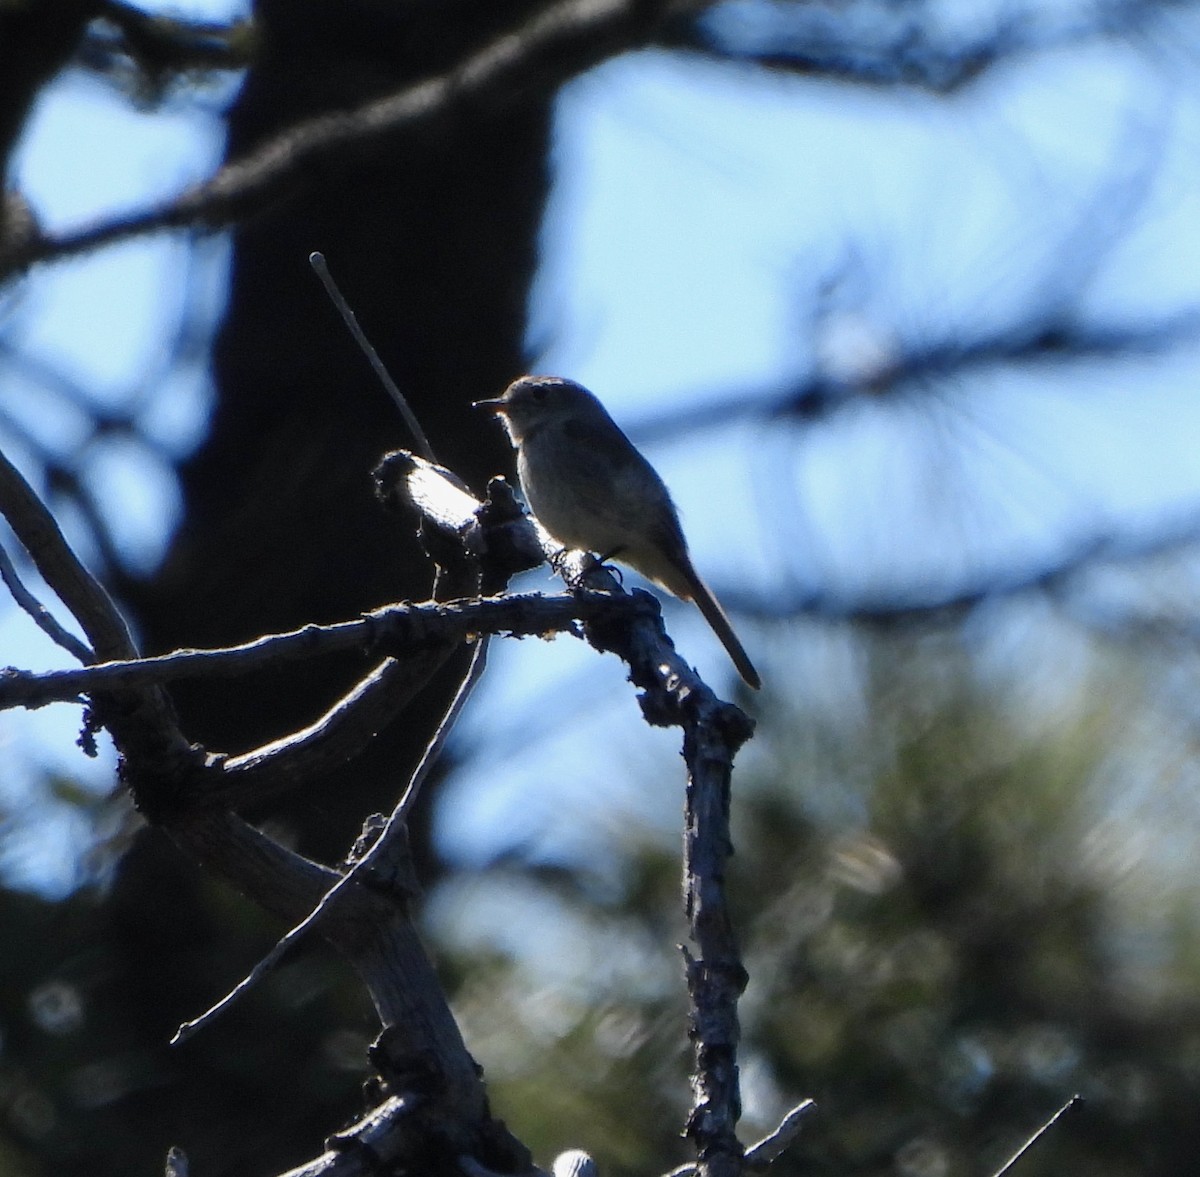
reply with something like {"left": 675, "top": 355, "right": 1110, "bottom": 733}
{"left": 663, "top": 1099, "right": 817, "bottom": 1177}
{"left": 0, "top": 447, "right": 135, "bottom": 660}
{"left": 743, "top": 1100, "right": 817, "bottom": 1168}
{"left": 171, "top": 638, "right": 488, "bottom": 1045}
{"left": 309, "top": 252, "right": 435, "bottom": 462}
{"left": 992, "top": 1095, "right": 1081, "bottom": 1177}
{"left": 0, "top": 541, "right": 92, "bottom": 663}
{"left": 383, "top": 636, "right": 487, "bottom": 833}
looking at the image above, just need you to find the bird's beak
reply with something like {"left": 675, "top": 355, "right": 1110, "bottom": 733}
{"left": 473, "top": 397, "right": 508, "bottom": 413}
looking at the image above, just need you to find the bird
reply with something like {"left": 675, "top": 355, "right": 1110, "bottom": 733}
{"left": 476, "top": 375, "right": 760, "bottom": 689}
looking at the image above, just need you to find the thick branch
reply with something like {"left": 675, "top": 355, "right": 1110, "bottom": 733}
{"left": 0, "top": 592, "right": 640, "bottom": 709}
{"left": 210, "top": 647, "right": 451, "bottom": 811}
{"left": 680, "top": 704, "right": 753, "bottom": 1177}
{"left": 515, "top": 487, "right": 759, "bottom": 1174}
{"left": 172, "top": 810, "right": 341, "bottom": 925}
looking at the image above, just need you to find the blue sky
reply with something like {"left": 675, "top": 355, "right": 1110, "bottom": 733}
{"left": 6, "top": 1, "right": 1200, "bottom": 892}
{"left": 441, "top": 30, "right": 1200, "bottom": 874}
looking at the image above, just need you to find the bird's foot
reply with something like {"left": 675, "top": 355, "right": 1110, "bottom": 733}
{"left": 591, "top": 547, "right": 626, "bottom": 585}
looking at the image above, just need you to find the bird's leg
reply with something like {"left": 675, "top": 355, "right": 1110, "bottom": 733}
{"left": 591, "top": 548, "right": 626, "bottom": 586}
{"left": 554, "top": 548, "right": 626, "bottom": 591}
{"left": 549, "top": 546, "right": 619, "bottom": 590}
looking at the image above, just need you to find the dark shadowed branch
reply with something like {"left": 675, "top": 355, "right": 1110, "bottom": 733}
{"left": 725, "top": 502, "right": 1200, "bottom": 627}
{"left": 0, "top": 447, "right": 136, "bottom": 661}
{"left": 683, "top": 0, "right": 1190, "bottom": 92}
{"left": 82, "top": 1, "right": 253, "bottom": 82}
{"left": 8, "top": 0, "right": 1167, "bottom": 282}
{"left": 1, "top": 0, "right": 715, "bottom": 280}
{"left": 0, "top": 592, "right": 647, "bottom": 709}
{"left": 0, "top": 539, "right": 93, "bottom": 663}
{"left": 630, "top": 309, "right": 1200, "bottom": 449}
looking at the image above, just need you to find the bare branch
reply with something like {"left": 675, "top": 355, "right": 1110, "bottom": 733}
{"left": 0, "top": 540, "right": 93, "bottom": 663}
{"left": 174, "top": 636, "right": 488, "bottom": 1043}
{"left": 174, "top": 810, "right": 509, "bottom": 1167}
{"left": 169, "top": 811, "right": 341, "bottom": 931}
{"left": 727, "top": 501, "right": 1200, "bottom": 626}
{"left": 2, "top": 0, "right": 712, "bottom": 281}
{"left": 663, "top": 1099, "right": 817, "bottom": 1177}
{"left": 210, "top": 654, "right": 447, "bottom": 810}
{"left": 162, "top": 451, "right": 538, "bottom": 1176}
{"left": 0, "top": 592, "right": 643, "bottom": 710}
{"left": 631, "top": 309, "right": 1200, "bottom": 449}
{"left": 85, "top": 2, "right": 253, "bottom": 79}
{"left": 680, "top": 706, "right": 754, "bottom": 1177}
{"left": 0, "top": 446, "right": 134, "bottom": 661}
{"left": 742, "top": 1101, "right": 817, "bottom": 1169}
{"left": 686, "top": 0, "right": 1183, "bottom": 93}
{"left": 991, "top": 1096, "right": 1081, "bottom": 1177}
{"left": 274, "top": 1090, "right": 528, "bottom": 1177}
{"left": 310, "top": 252, "right": 436, "bottom": 462}
{"left": 0, "top": 418, "right": 762, "bottom": 1177}
{"left": 178, "top": 448, "right": 523, "bottom": 1037}
{"left": 507, "top": 496, "right": 759, "bottom": 1175}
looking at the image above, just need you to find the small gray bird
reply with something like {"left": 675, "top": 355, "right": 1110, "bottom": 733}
{"left": 476, "top": 375, "right": 761, "bottom": 690}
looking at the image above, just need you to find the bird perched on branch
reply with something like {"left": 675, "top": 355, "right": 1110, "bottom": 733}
{"left": 476, "top": 375, "right": 760, "bottom": 690}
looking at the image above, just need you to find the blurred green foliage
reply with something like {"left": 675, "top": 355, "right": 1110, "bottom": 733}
{"left": 434, "top": 623, "right": 1200, "bottom": 1177}
{"left": 4, "top": 618, "right": 1200, "bottom": 1176}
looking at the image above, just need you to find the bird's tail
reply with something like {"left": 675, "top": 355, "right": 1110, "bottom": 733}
{"left": 682, "top": 568, "right": 761, "bottom": 690}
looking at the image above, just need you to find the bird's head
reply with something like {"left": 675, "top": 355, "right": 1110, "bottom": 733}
{"left": 475, "top": 375, "right": 600, "bottom": 441}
